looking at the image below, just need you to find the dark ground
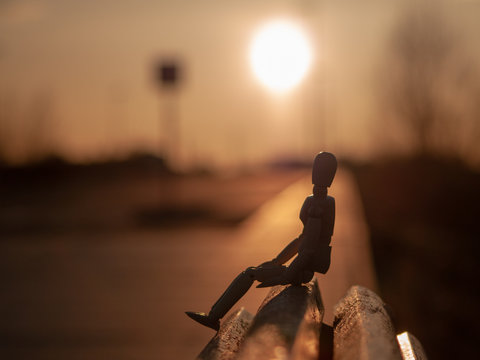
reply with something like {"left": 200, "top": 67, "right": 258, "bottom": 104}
{"left": 350, "top": 155, "right": 480, "bottom": 360}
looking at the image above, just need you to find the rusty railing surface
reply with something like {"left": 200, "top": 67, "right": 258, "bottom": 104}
{"left": 195, "top": 280, "right": 427, "bottom": 360}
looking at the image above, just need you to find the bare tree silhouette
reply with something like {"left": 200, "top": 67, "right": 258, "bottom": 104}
{"left": 381, "top": 6, "right": 480, "bottom": 161}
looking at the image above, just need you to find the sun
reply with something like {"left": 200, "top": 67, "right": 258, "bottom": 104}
{"left": 249, "top": 20, "right": 312, "bottom": 93}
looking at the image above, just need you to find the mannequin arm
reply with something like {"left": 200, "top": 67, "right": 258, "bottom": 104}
{"left": 271, "top": 236, "right": 302, "bottom": 265}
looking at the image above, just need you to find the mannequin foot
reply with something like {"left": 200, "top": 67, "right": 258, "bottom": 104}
{"left": 185, "top": 311, "right": 220, "bottom": 331}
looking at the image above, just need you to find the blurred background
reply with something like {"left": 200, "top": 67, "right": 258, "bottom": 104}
{"left": 1, "top": 0, "right": 479, "bottom": 359}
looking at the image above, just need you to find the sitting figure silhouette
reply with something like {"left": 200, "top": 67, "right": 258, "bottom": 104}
{"left": 186, "top": 152, "right": 337, "bottom": 331}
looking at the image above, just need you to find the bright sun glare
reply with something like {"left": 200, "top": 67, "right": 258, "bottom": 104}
{"left": 249, "top": 20, "right": 312, "bottom": 93}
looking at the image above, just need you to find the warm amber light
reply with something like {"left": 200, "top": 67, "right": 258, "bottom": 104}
{"left": 249, "top": 20, "right": 312, "bottom": 93}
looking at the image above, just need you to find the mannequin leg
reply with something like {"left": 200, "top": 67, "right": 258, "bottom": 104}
{"left": 186, "top": 265, "right": 285, "bottom": 330}
{"left": 257, "top": 253, "right": 314, "bottom": 288}
{"left": 210, "top": 265, "right": 286, "bottom": 318}
{"left": 208, "top": 267, "right": 256, "bottom": 319}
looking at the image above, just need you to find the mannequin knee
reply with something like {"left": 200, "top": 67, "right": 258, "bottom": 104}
{"left": 243, "top": 267, "right": 257, "bottom": 279}
{"left": 302, "top": 270, "right": 314, "bottom": 284}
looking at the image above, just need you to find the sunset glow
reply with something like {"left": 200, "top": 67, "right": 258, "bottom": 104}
{"left": 249, "top": 20, "right": 312, "bottom": 93}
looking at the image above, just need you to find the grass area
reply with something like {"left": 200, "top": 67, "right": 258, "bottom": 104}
{"left": 350, "top": 155, "right": 480, "bottom": 360}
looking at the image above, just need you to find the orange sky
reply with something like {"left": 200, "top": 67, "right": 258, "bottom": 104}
{"left": 1, "top": 0, "right": 479, "bottom": 168}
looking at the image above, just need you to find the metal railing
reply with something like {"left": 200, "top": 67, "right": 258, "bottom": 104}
{"left": 196, "top": 280, "right": 427, "bottom": 360}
